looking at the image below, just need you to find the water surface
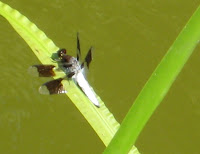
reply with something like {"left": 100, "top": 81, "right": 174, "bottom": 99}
{"left": 0, "top": 0, "right": 200, "bottom": 153}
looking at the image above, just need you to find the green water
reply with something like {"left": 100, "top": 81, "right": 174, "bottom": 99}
{"left": 0, "top": 0, "right": 200, "bottom": 153}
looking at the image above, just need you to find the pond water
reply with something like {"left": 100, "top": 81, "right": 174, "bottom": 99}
{"left": 0, "top": 0, "right": 200, "bottom": 153}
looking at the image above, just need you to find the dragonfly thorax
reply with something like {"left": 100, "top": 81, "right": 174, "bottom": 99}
{"left": 60, "top": 56, "right": 82, "bottom": 77}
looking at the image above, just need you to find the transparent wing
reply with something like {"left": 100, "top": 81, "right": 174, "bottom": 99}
{"left": 39, "top": 78, "right": 66, "bottom": 95}
{"left": 77, "top": 32, "right": 81, "bottom": 61}
{"left": 28, "top": 65, "right": 56, "bottom": 77}
{"left": 84, "top": 47, "right": 93, "bottom": 69}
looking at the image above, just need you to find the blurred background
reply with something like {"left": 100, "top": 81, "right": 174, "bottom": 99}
{"left": 0, "top": 0, "right": 200, "bottom": 153}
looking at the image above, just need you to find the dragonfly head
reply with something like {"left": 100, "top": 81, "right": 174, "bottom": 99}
{"left": 57, "top": 48, "right": 67, "bottom": 58}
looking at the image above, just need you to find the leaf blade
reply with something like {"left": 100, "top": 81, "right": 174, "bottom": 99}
{"left": 0, "top": 1, "right": 139, "bottom": 153}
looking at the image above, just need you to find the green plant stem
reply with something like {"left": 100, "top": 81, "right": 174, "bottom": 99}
{"left": 0, "top": 1, "right": 117, "bottom": 146}
{"left": 0, "top": 1, "right": 140, "bottom": 153}
{"left": 104, "top": 5, "right": 200, "bottom": 154}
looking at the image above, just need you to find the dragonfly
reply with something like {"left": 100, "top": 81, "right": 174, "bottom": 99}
{"left": 29, "top": 33, "right": 100, "bottom": 107}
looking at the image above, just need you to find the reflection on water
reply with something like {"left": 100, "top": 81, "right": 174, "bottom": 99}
{"left": 0, "top": 109, "right": 30, "bottom": 131}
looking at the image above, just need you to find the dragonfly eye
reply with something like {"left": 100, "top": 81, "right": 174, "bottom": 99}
{"left": 57, "top": 48, "right": 67, "bottom": 57}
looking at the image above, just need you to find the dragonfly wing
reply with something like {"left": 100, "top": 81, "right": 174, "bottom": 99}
{"left": 28, "top": 65, "right": 56, "bottom": 77}
{"left": 39, "top": 78, "right": 66, "bottom": 95}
